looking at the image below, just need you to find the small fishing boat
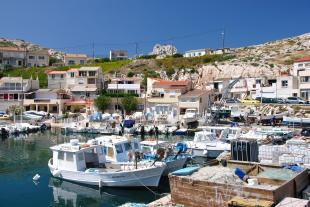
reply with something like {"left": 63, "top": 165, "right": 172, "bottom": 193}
{"left": 95, "top": 136, "right": 188, "bottom": 176}
{"left": 283, "top": 116, "right": 310, "bottom": 127}
{"left": 48, "top": 139, "right": 166, "bottom": 187}
{"left": 174, "top": 128, "right": 188, "bottom": 135}
{"left": 140, "top": 140, "right": 188, "bottom": 176}
{"left": 185, "top": 131, "right": 230, "bottom": 158}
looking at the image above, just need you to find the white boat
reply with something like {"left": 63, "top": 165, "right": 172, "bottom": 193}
{"left": 23, "top": 111, "right": 43, "bottom": 120}
{"left": 48, "top": 139, "right": 166, "bottom": 187}
{"left": 283, "top": 116, "right": 310, "bottom": 126}
{"left": 240, "top": 127, "right": 293, "bottom": 143}
{"left": 182, "top": 108, "right": 199, "bottom": 124}
{"left": 197, "top": 126, "right": 241, "bottom": 141}
{"left": 185, "top": 131, "right": 230, "bottom": 158}
{"left": 95, "top": 136, "right": 188, "bottom": 176}
{"left": 140, "top": 140, "right": 188, "bottom": 176}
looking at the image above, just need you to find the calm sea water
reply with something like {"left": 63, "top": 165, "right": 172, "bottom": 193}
{"left": 0, "top": 129, "right": 191, "bottom": 207}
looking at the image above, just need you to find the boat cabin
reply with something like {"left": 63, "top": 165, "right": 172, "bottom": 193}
{"left": 198, "top": 126, "right": 241, "bottom": 140}
{"left": 95, "top": 135, "right": 140, "bottom": 162}
{"left": 140, "top": 140, "right": 167, "bottom": 155}
{"left": 50, "top": 139, "right": 106, "bottom": 171}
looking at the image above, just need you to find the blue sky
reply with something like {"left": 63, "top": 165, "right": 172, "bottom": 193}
{"left": 0, "top": 0, "right": 309, "bottom": 57}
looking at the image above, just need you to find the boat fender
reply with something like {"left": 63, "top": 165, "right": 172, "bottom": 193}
{"left": 99, "top": 179, "right": 102, "bottom": 188}
{"left": 33, "top": 174, "right": 40, "bottom": 181}
{"left": 203, "top": 149, "right": 208, "bottom": 155}
{"left": 52, "top": 170, "right": 61, "bottom": 177}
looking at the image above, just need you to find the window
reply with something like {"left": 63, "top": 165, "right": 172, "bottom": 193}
{"left": 281, "top": 80, "right": 288, "bottom": 88}
{"left": 68, "top": 60, "right": 75, "bottom": 65}
{"left": 38, "top": 56, "right": 45, "bottom": 60}
{"left": 66, "top": 152, "right": 74, "bottom": 161}
{"left": 58, "top": 151, "right": 64, "bottom": 160}
{"left": 305, "top": 63, "right": 310, "bottom": 67}
{"left": 124, "top": 142, "right": 132, "bottom": 151}
{"left": 80, "top": 60, "right": 85, "bottom": 64}
{"left": 77, "top": 153, "right": 84, "bottom": 161}
{"left": 29, "top": 56, "right": 35, "bottom": 60}
{"left": 298, "top": 63, "right": 303, "bottom": 67}
{"left": 133, "top": 142, "right": 139, "bottom": 150}
{"left": 301, "top": 76, "right": 310, "bottom": 83}
{"left": 51, "top": 74, "right": 55, "bottom": 79}
{"left": 70, "top": 72, "right": 74, "bottom": 78}
{"left": 60, "top": 74, "right": 64, "bottom": 79}
{"left": 115, "top": 144, "right": 123, "bottom": 154}
{"left": 89, "top": 71, "right": 96, "bottom": 76}
{"left": 79, "top": 71, "right": 87, "bottom": 76}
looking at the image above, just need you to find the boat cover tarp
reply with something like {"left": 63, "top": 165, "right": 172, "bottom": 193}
{"left": 171, "top": 166, "right": 200, "bottom": 176}
{"left": 124, "top": 119, "right": 135, "bottom": 128}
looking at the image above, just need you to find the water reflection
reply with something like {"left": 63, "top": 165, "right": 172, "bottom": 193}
{"left": 49, "top": 177, "right": 159, "bottom": 207}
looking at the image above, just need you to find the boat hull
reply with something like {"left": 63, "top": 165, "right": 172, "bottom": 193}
{"left": 48, "top": 161, "right": 165, "bottom": 188}
{"left": 163, "top": 156, "right": 188, "bottom": 176}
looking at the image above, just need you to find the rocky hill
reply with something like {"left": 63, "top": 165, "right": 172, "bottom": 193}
{"left": 1, "top": 33, "right": 309, "bottom": 89}
{"left": 117, "top": 33, "right": 310, "bottom": 89}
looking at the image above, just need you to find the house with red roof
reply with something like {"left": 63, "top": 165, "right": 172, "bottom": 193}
{"left": 145, "top": 78, "right": 192, "bottom": 124}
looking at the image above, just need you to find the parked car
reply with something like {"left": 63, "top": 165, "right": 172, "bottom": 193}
{"left": 285, "top": 97, "right": 307, "bottom": 104}
{"left": 276, "top": 98, "right": 286, "bottom": 104}
{"left": 224, "top": 98, "right": 240, "bottom": 103}
{"left": 301, "top": 128, "right": 310, "bottom": 137}
{"left": 240, "top": 98, "right": 260, "bottom": 104}
{"left": 255, "top": 97, "right": 277, "bottom": 103}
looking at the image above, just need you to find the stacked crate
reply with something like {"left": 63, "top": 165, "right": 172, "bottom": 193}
{"left": 259, "top": 140, "right": 310, "bottom": 166}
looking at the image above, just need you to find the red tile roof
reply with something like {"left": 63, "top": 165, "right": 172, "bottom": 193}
{"left": 295, "top": 56, "right": 310, "bottom": 62}
{"left": 0, "top": 46, "right": 24, "bottom": 52}
{"left": 47, "top": 70, "right": 67, "bottom": 75}
{"left": 67, "top": 68, "right": 78, "bottom": 72}
{"left": 152, "top": 78, "right": 190, "bottom": 86}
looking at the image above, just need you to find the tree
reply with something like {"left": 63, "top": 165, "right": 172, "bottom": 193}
{"left": 127, "top": 70, "right": 134, "bottom": 77}
{"left": 172, "top": 53, "right": 183, "bottom": 58}
{"left": 49, "top": 57, "right": 58, "bottom": 66}
{"left": 94, "top": 95, "right": 111, "bottom": 112}
{"left": 165, "top": 67, "right": 175, "bottom": 78}
{"left": 121, "top": 95, "right": 138, "bottom": 114}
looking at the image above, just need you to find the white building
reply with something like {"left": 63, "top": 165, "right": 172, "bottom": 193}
{"left": 255, "top": 75, "right": 299, "bottom": 99}
{"left": 64, "top": 53, "right": 87, "bottom": 66}
{"left": 107, "top": 77, "right": 142, "bottom": 95}
{"left": 184, "top": 48, "right": 212, "bottom": 58}
{"left": 178, "top": 89, "right": 208, "bottom": 116}
{"left": 27, "top": 49, "right": 49, "bottom": 67}
{"left": 293, "top": 56, "right": 310, "bottom": 101}
{"left": 109, "top": 50, "right": 128, "bottom": 61}
{"left": 47, "top": 67, "right": 104, "bottom": 100}
{"left": 0, "top": 47, "right": 25, "bottom": 68}
{"left": 0, "top": 77, "right": 39, "bottom": 111}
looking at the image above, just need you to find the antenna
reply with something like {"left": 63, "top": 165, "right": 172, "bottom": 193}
{"left": 135, "top": 42, "right": 139, "bottom": 58}
{"left": 221, "top": 29, "right": 225, "bottom": 49}
{"left": 92, "top": 42, "right": 95, "bottom": 59}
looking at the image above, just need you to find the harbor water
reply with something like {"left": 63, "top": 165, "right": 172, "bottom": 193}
{"left": 0, "top": 129, "right": 191, "bottom": 207}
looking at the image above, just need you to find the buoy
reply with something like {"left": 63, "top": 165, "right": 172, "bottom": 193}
{"left": 33, "top": 174, "right": 40, "bottom": 181}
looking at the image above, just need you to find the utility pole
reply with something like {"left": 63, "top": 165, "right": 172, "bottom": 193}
{"left": 135, "top": 42, "right": 138, "bottom": 58}
{"left": 92, "top": 42, "right": 95, "bottom": 60}
{"left": 221, "top": 29, "right": 225, "bottom": 50}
